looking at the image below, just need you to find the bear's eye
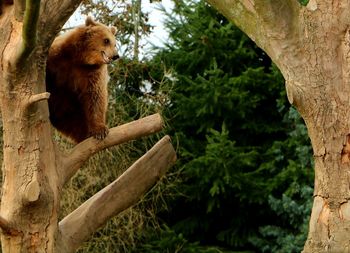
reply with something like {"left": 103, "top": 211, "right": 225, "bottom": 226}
{"left": 104, "top": 38, "right": 110, "bottom": 45}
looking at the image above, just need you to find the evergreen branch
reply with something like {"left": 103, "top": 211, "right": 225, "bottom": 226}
{"left": 61, "top": 113, "right": 164, "bottom": 185}
{"left": 57, "top": 136, "right": 176, "bottom": 253}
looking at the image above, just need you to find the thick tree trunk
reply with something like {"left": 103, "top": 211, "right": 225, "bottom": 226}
{"left": 0, "top": 2, "right": 176, "bottom": 252}
{"left": 0, "top": 57, "right": 58, "bottom": 252}
{"left": 278, "top": 5, "right": 350, "bottom": 252}
{"left": 206, "top": 0, "right": 350, "bottom": 252}
{"left": 0, "top": 11, "right": 56, "bottom": 250}
{"left": 295, "top": 78, "right": 350, "bottom": 252}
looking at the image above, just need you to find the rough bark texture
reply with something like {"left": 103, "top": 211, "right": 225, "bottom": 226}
{"left": 206, "top": 0, "right": 350, "bottom": 252}
{"left": 0, "top": 1, "right": 176, "bottom": 252}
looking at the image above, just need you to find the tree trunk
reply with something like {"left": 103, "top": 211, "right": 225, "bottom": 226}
{"left": 206, "top": 0, "right": 350, "bottom": 252}
{"left": 0, "top": 11, "right": 56, "bottom": 251}
{"left": 0, "top": 2, "right": 176, "bottom": 252}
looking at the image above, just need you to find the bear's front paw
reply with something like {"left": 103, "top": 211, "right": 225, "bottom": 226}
{"left": 89, "top": 125, "right": 109, "bottom": 140}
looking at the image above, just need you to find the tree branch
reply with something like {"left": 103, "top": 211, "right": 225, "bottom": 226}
{"left": 61, "top": 113, "right": 164, "bottom": 185}
{"left": 57, "top": 135, "right": 176, "bottom": 253}
{"left": 23, "top": 92, "right": 50, "bottom": 109}
{"left": 207, "top": 0, "right": 301, "bottom": 62}
{"left": 38, "top": 0, "right": 82, "bottom": 47}
{"left": 15, "top": 0, "right": 40, "bottom": 64}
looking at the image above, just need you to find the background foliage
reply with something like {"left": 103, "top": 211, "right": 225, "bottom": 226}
{"left": 0, "top": 0, "right": 314, "bottom": 252}
{"left": 63, "top": 0, "right": 315, "bottom": 252}
{"left": 137, "top": 1, "right": 314, "bottom": 252}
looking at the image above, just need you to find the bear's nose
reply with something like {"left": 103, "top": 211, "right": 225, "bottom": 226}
{"left": 112, "top": 54, "right": 120, "bottom": 61}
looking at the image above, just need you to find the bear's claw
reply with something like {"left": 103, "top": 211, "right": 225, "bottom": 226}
{"left": 89, "top": 126, "right": 109, "bottom": 140}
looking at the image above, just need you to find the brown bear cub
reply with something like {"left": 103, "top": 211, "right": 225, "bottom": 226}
{"left": 46, "top": 17, "right": 119, "bottom": 143}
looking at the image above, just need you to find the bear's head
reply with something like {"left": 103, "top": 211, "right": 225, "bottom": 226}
{"left": 79, "top": 17, "right": 119, "bottom": 66}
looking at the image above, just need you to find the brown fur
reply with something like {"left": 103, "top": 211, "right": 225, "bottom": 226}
{"left": 46, "top": 17, "right": 119, "bottom": 143}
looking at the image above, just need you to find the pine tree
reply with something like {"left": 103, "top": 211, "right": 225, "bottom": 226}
{"left": 142, "top": 0, "right": 314, "bottom": 251}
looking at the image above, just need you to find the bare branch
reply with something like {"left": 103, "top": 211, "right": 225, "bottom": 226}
{"left": 24, "top": 92, "right": 50, "bottom": 108}
{"left": 38, "top": 0, "right": 82, "bottom": 46}
{"left": 207, "top": 0, "right": 301, "bottom": 62}
{"left": 58, "top": 135, "right": 177, "bottom": 253}
{"left": 15, "top": 0, "right": 41, "bottom": 64}
{"left": 61, "top": 113, "right": 164, "bottom": 185}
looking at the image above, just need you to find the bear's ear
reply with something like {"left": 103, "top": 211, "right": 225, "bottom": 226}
{"left": 85, "top": 16, "right": 97, "bottom": 26}
{"left": 110, "top": 26, "right": 117, "bottom": 35}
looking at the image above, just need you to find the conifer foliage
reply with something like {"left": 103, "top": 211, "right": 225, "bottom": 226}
{"left": 141, "top": 0, "right": 314, "bottom": 252}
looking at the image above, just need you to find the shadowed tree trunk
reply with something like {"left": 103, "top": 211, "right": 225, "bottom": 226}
{"left": 206, "top": 0, "right": 350, "bottom": 252}
{"left": 0, "top": 1, "right": 176, "bottom": 252}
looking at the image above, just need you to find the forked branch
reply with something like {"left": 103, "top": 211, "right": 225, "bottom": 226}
{"left": 61, "top": 113, "right": 164, "bottom": 185}
{"left": 58, "top": 135, "right": 176, "bottom": 253}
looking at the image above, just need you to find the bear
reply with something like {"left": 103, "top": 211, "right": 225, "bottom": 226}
{"left": 46, "top": 16, "right": 119, "bottom": 143}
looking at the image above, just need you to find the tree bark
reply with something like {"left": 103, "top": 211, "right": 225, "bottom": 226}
{"left": 0, "top": 2, "right": 176, "bottom": 252}
{"left": 207, "top": 0, "right": 350, "bottom": 252}
{"left": 58, "top": 135, "right": 176, "bottom": 253}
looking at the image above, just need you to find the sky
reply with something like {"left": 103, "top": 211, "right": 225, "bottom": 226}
{"left": 142, "top": 0, "right": 173, "bottom": 47}
{"left": 65, "top": 0, "right": 174, "bottom": 57}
